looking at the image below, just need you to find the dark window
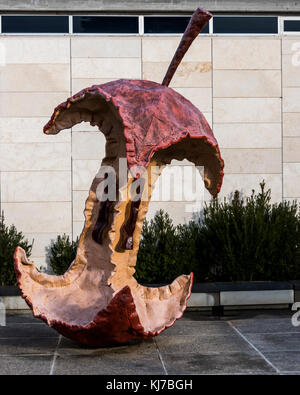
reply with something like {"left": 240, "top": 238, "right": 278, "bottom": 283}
{"left": 284, "top": 20, "right": 300, "bottom": 32}
{"left": 73, "top": 16, "right": 138, "bottom": 34}
{"left": 2, "top": 16, "right": 69, "bottom": 33}
{"left": 144, "top": 16, "right": 209, "bottom": 34}
{"left": 213, "top": 16, "right": 278, "bottom": 34}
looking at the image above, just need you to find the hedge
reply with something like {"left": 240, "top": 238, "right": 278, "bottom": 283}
{"left": 46, "top": 182, "right": 300, "bottom": 283}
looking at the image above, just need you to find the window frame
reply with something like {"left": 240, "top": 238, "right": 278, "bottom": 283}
{"left": 281, "top": 16, "right": 300, "bottom": 35}
{"left": 0, "top": 14, "right": 70, "bottom": 35}
{"left": 71, "top": 15, "right": 140, "bottom": 36}
{"left": 0, "top": 14, "right": 141, "bottom": 36}
{"left": 142, "top": 14, "right": 212, "bottom": 36}
{"left": 211, "top": 14, "right": 280, "bottom": 36}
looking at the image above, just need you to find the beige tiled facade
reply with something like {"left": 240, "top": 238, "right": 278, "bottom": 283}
{"left": 213, "top": 37, "right": 282, "bottom": 208}
{"left": 0, "top": 35, "right": 299, "bottom": 268}
{"left": 283, "top": 38, "right": 300, "bottom": 202}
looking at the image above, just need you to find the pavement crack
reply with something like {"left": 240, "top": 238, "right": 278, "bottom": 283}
{"left": 154, "top": 338, "right": 168, "bottom": 375}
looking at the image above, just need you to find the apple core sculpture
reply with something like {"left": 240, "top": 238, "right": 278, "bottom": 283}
{"left": 14, "top": 8, "right": 224, "bottom": 346}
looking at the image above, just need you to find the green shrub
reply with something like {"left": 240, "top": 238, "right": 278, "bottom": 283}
{"left": 0, "top": 212, "right": 33, "bottom": 286}
{"left": 49, "top": 182, "right": 300, "bottom": 283}
{"left": 135, "top": 210, "right": 197, "bottom": 283}
{"left": 49, "top": 234, "right": 78, "bottom": 275}
{"left": 196, "top": 181, "right": 300, "bottom": 281}
{"left": 135, "top": 182, "right": 300, "bottom": 283}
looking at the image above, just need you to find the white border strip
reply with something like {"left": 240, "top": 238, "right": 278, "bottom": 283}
{"left": 281, "top": 16, "right": 300, "bottom": 35}
{"left": 138, "top": 15, "right": 144, "bottom": 35}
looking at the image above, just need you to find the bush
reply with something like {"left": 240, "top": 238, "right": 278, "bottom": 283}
{"left": 196, "top": 181, "right": 300, "bottom": 281}
{"left": 135, "top": 182, "right": 300, "bottom": 283}
{"left": 49, "top": 234, "right": 78, "bottom": 275}
{"left": 0, "top": 212, "right": 33, "bottom": 286}
{"left": 49, "top": 182, "right": 300, "bottom": 283}
{"left": 135, "top": 210, "right": 197, "bottom": 283}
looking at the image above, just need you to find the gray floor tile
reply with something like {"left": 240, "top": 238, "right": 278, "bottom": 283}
{"left": 53, "top": 355, "right": 165, "bottom": 375}
{"left": 245, "top": 333, "right": 300, "bottom": 352}
{"left": 0, "top": 323, "right": 58, "bottom": 338}
{"left": 230, "top": 318, "right": 300, "bottom": 334}
{"left": 0, "top": 337, "right": 59, "bottom": 356}
{"left": 156, "top": 334, "right": 254, "bottom": 354}
{"left": 58, "top": 337, "right": 157, "bottom": 358}
{"left": 161, "top": 321, "right": 234, "bottom": 336}
{"left": 162, "top": 352, "right": 276, "bottom": 375}
{"left": 263, "top": 351, "right": 300, "bottom": 373}
{"left": 0, "top": 310, "right": 298, "bottom": 375}
{"left": 0, "top": 355, "right": 52, "bottom": 375}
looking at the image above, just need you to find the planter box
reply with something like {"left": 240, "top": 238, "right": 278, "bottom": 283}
{"left": 215, "top": 281, "right": 294, "bottom": 306}
{"left": 0, "top": 282, "right": 298, "bottom": 311}
{"left": 0, "top": 296, "right": 28, "bottom": 310}
{"left": 188, "top": 281, "right": 295, "bottom": 311}
{"left": 188, "top": 292, "right": 220, "bottom": 307}
{"left": 220, "top": 290, "right": 293, "bottom": 306}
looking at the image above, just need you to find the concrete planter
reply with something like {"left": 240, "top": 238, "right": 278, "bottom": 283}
{"left": 188, "top": 281, "right": 295, "bottom": 311}
{"left": 151, "top": 281, "right": 298, "bottom": 312}
{"left": 0, "top": 282, "right": 299, "bottom": 311}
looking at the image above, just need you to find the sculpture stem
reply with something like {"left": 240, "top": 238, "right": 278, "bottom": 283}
{"left": 162, "top": 8, "right": 212, "bottom": 87}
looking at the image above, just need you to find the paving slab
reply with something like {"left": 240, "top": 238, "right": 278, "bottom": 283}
{"left": 0, "top": 323, "right": 58, "bottom": 338}
{"left": 263, "top": 351, "right": 300, "bottom": 373}
{"left": 229, "top": 317, "right": 300, "bottom": 334}
{"left": 162, "top": 352, "right": 275, "bottom": 375}
{"left": 159, "top": 320, "right": 234, "bottom": 336}
{"left": 58, "top": 337, "right": 157, "bottom": 358}
{"left": 0, "top": 355, "right": 53, "bottom": 375}
{"left": 0, "top": 337, "right": 59, "bottom": 356}
{"left": 1, "top": 309, "right": 300, "bottom": 374}
{"left": 156, "top": 333, "right": 254, "bottom": 354}
{"left": 245, "top": 333, "right": 300, "bottom": 352}
{"left": 53, "top": 355, "right": 165, "bottom": 375}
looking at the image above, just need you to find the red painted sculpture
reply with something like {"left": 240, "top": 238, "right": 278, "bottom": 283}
{"left": 14, "top": 8, "right": 224, "bottom": 346}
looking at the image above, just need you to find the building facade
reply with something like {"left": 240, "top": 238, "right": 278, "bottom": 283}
{"left": 0, "top": 0, "right": 300, "bottom": 269}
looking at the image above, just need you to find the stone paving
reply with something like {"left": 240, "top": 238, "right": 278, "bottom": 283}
{"left": 0, "top": 309, "right": 299, "bottom": 375}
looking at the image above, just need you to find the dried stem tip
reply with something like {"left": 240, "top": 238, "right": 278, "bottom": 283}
{"left": 162, "top": 8, "right": 212, "bottom": 87}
